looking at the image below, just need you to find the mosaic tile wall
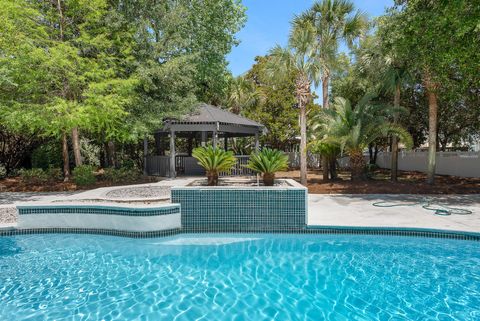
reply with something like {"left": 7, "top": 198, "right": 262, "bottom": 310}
{"left": 171, "top": 187, "right": 307, "bottom": 232}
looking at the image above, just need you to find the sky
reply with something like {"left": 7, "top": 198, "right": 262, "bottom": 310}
{"left": 227, "top": 0, "right": 394, "bottom": 76}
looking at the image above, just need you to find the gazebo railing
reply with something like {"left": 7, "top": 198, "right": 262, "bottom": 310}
{"left": 145, "top": 155, "right": 255, "bottom": 177}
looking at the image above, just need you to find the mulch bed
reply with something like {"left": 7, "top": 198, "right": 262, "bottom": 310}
{"left": 277, "top": 169, "right": 480, "bottom": 194}
{"left": 0, "top": 176, "right": 159, "bottom": 193}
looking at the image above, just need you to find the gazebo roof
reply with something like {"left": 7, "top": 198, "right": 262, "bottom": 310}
{"left": 173, "top": 103, "right": 263, "bottom": 127}
{"left": 157, "top": 103, "right": 264, "bottom": 136}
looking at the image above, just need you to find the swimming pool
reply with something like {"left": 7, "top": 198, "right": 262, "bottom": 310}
{"left": 1, "top": 234, "right": 479, "bottom": 320}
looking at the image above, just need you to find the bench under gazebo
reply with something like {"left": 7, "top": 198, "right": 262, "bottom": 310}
{"left": 144, "top": 103, "right": 265, "bottom": 177}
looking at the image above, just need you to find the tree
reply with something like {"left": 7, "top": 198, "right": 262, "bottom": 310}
{"left": 294, "top": 0, "right": 366, "bottom": 109}
{"left": 293, "top": 0, "right": 367, "bottom": 180}
{"left": 241, "top": 56, "right": 300, "bottom": 150}
{"left": 382, "top": 0, "right": 480, "bottom": 184}
{"left": 226, "top": 76, "right": 261, "bottom": 114}
{"left": 317, "top": 95, "right": 413, "bottom": 181}
{"left": 266, "top": 26, "right": 321, "bottom": 185}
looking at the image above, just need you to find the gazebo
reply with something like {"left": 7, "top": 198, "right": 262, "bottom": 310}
{"left": 144, "top": 103, "right": 265, "bottom": 177}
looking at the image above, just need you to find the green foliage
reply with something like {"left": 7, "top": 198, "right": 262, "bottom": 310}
{"left": 102, "top": 167, "right": 140, "bottom": 183}
{"left": 31, "top": 143, "right": 63, "bottom": 170}
{"left": 46, "top": 168, "right": 64, "bottom": 181}
{"left": 80, "top": 138, "right": 101, "bottom": 167}
{"left": 192, "top": 146, "right": 236, "bottom": 174}
{"left": 246, "top": 149, "right": 288, "bottom": 175}
{"left": 242, "top": 56, "right": 299, "bottom": 149}
{"left": 315, "top": 95, "right": 413, "bottom": 154}
{"left": 19, "top": 168, "right": 49, "bottom": 184}
{"left": 73, "top": 165, "right": 96, "bottom": 186}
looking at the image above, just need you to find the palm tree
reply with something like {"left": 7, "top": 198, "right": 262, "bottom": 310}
{"left": 293, "top": 0, "right": 366, "bottom": 181}
{"left": 226, "top": 76, "right": 261, "bottom": 115}
{"left": 265, "top": 25, "right": 321, "bottom": 186}
{"left": 381, "top": 65, "right": 411, "bottom": 181}
{"left": 318, "top": 95, "right": 413, "bottom": 181}
{"left": 357, "top": 34, "right": 411, "bottom": 182}
{"left": 294, "top": 0, "right": 367, "bottom": 110}
{"left": 246, "top": 148, "right": 289, "bottom": 186}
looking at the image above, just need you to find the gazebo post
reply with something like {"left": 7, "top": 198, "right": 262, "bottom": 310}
{"left": 224, "top": 133, "right": 228, "bottom": 151}
{"left": 201, "top": 131, "right": 207, "bottom": 147}
{"left": 254, "top": 132, "right": 260, "bottom": 151}
{"left": 212, "top": 130, "right": 218, "bottom": 149}
{"left": 169, "top": 129, "right": 176, "bottom": 178}
{"left": 143, "top": 135, "right": 148, "bottom": 176}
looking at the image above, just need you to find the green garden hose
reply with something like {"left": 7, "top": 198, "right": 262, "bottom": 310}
{"left": 372, "top": 197, "right": 473, "bottom": 216}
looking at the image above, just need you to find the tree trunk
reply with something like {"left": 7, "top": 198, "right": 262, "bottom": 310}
{"left": 207, "top": 171, "right": 218, "bottom": 186}
{"left": 349, "top": 149, "right": 366, "bottom": 181}
{"left": 391, "top": 84, "right": 401, "bottom": 181}
{"left": 107, "top": 141, "right": 116, "bottom": 168}
{"left": 62, "top": 132, "right": 70, "bottom": 181}
{"left": 71, "top": 127, "right": 82, "bottom": 166}
{"left": 322, "top": 156, "right": 329, "bottom": 181}
{"left": 424, "top": 73, "right": 438, "bottom": 185}
{"left": 329, "top": 156, "right": 337, "bottom": 180}
{"left": 299, "top": 103, "right": 307, "bottom": 186}
{"left": 263, "top": 173, "right": 275, "bottom": 186}
{"left": 322, "top": 74, "right": 329, "bottom": 109}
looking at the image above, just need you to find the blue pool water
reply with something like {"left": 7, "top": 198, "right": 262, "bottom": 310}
{"left": 1, "top": 234, "right": 479, "bottom": 320}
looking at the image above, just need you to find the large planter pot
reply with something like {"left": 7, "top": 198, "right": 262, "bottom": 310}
{"left": 207, "top": 171, "right": 219, "bottom": 186}
{"left": 263, "top": 173, "right": 275, "bottom": 186}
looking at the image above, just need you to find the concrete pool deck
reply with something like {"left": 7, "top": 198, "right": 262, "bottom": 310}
{"left": 308, "top": 194, "right": 480, "bottom": 234}
{"left": 1, "top": 179, "right": 480, "bottom": 234}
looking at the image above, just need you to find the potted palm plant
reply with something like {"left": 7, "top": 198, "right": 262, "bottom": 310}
{"left": 246, "top": 148, "right": 289, "bottom": 186}
{"left": 192, "top": 146, "right": 237, "bottom": 186}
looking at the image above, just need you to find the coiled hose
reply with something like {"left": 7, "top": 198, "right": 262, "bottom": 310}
{"left": 372, "top": 197, "right": 473, "bottom": 216}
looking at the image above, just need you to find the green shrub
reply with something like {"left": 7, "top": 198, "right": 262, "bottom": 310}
{"left": 192, "top": 146, "right": 237, "bottom": 186}
{"left": 73, "top": 165, "right": 96, "bottom": 186}
{"left": 46, "top": 167, "right": 63, "bottom": 181}
{"left": 103, "top": 167, "right": 140, "bottom": 183}
{"left": 19, "top": 168, "right": 49, "bottom": 184}
{"left": 31, "top": 143, "right": 63, "bottom": 170}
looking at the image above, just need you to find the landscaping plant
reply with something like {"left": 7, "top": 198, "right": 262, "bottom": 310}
{"left": 72, "top": 165, "right": 96, "bottom": 187}
{"left": 192, "top": 146, "right": 237, "bottom": 186}
{"left": 246, "top": 148, "right": 288, "bottom": 186}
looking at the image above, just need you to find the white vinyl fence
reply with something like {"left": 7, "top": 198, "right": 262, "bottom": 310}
{"left": 376, "top": 151, "right": 480, "bottom": 178}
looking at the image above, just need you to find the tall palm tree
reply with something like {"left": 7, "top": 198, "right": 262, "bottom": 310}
{"left": 266, "top": 25, "right": 321, "bottom": 185}
{"left": 293, "top": 0, "right": 367, "bottom": 181}
{"left": 357, "top": 34, "right": 411, "bottom": 182}
{"left": 319, "top": 95, "right": 413, "bottom": 181}
{"left": 294, "top": 0, "right": 367, "bottom": 110}
{"left": 381, "top": 65, "right": 411, "bottom": 181}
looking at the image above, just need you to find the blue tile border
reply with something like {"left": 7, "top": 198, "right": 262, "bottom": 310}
{"left": 0, "top": 227, "right": 181, "bottom": 238}
{"left": 1, "top": 226, "right": 479, "bottom": 241}
{"left": 17, "top": 204, "right": 180, "bottom": 217}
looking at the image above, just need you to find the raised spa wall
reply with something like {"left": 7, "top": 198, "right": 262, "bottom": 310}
{"left": 16, "top": 204, "right": 181, "bottom": 233}
{"left": 172, "top": 179, "right": 308, "bottom": 232}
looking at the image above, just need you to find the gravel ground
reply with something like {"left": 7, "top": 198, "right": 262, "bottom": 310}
{"left": 0, "top": 192, "right": 79, "bottom": 205}
{"left": 105, "top": 186, "right": 171, "bottom": 200}
{"left": 0, "top": 206, "right": 17, "bottom": 224}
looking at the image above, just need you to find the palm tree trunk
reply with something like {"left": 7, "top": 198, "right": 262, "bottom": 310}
{"left": 322, "top": 156, "right": 329, "bottom": 181}
{"left": 62, "top": 131, "right": 70, "bottom": 181}
{"left": 322, "top": 74, "right": 329, "bottom": 109}
{"left": 424, "top": 72, "right": 438, "bottom": 185}
{"left": 299, "top": 102, "right": 307, "bottom": 186}
{"left": 71, "top": 127, "right": 82, "bottom": 166}
{"left": 350, "top": 149, "right": 366, "bottom": 181}
{"left": 321, "top": 73, "right": 330, "bottom": 181}
{"left": 391, "top": 84, "right": 401, "bottom": 181}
